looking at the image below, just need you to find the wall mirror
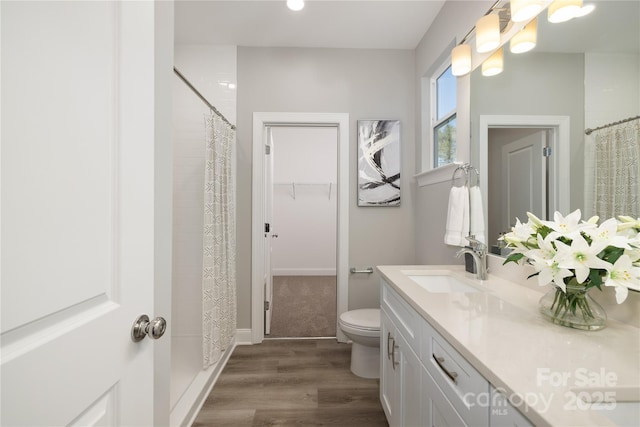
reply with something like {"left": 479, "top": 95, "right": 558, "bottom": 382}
{"left": 469, "top": 0, "right": 640, "bottom": 251}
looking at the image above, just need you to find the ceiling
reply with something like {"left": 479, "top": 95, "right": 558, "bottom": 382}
{"left": 174, "top": 0, "right": 447, "bottom": 50}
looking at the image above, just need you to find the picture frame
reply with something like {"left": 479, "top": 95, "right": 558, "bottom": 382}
{"left": 357, "top": 119, "right": 401, "bottom": 207}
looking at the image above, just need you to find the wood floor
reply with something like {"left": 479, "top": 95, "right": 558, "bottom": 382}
{"left": 193, "top": 339, "right": 389, "bottom": 426}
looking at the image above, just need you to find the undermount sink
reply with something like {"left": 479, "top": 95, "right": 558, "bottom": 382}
{"left": 573, "top": 386, "right": 640, "bottom": 426}
{"left": 402, "top": 271, "right": 479, "bottom": 293}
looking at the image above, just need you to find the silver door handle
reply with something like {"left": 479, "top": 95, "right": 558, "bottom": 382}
{"left": 131, "top": 314, "right": 167, "bottom": 342}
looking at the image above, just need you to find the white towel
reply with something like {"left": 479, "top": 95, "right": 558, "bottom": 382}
{"left": 469, "top": 186, "right": 485, "bottom": 244}
{"left": 444, "top": 186, "right": 469, "bottom": 246}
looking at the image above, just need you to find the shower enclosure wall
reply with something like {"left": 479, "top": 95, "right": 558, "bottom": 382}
{"left": 171, "top": 45, "right": 237, "bottom": 426}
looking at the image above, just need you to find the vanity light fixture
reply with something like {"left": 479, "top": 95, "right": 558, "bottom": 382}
{"left": 475, "top": 14, "right": 501, "bottom": 53}
{"left": 548, "top": 0, "right": 582, "bottom": 23}
{"left": 510, "top": 0, "right": 543, "bottom": 23}
{"left": 287, "top": 0, "right": 304, "bottom": 11}
{"left": 510, "top": 17, "right": 537, "bottom": 54}
{"left": 451, "top": 44, "right": 472, "bottom": 76}
{"left": 482, "top": 47, "right": 504, "bottom": 76}
{"left": 573, "top": 3, "right": 595, "bottom": 17}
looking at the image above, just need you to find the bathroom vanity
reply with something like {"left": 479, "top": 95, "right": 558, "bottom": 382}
{"left": 377, "top": 265, "right": 640, "bottom": 427}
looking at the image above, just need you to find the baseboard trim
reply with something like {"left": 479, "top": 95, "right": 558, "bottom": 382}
{"left": 272, "top": 268, "right": 336, "bottom": 276}
{"left": 169, "top": 337, "right": 236, "bottom": 427}
{"left": 235, "top": 328, "right": 253, "bottom": 345}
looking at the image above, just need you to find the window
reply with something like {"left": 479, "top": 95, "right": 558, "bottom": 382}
{"left": 432, "top": 64, "right": 457, "bottom": 168}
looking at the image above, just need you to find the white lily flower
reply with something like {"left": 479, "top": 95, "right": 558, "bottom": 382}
{"left": 526, "top": 233, "right": 557, "bottom": 262}
{"left": 617, "top": 216, "right": 640, "bottom": 231}
{"left": 502, "top": 210, "right": 640, "bottom": 309}
{"left": 604, "top": 255, "right": 640, "bottom": 303}
{"left": 535, "top": 259, "right": 572, "bottom": 292}
{"left": 526, "top": 212, "right": 544, "bottom": 228}
{"left": 555, "top": 234, "right": 611, "bottom": 283}
{"left": 543, "top": 209, "right": 592, "bottom": 239}
{"left": 586, "top": 217, "right": 631, "bottom": 249}
{"left": 586, "top": 215, "right": 600, "bottom": 225}
{"left": 504, "top": 218, "right": 536, "bottom": 250}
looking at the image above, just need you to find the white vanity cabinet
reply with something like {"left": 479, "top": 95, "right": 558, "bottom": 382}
{"left": 380, "top": 281, "right": 422, "bottom": 427}
{"left": 380, "top": 279, "right": 529, "bottom": 427}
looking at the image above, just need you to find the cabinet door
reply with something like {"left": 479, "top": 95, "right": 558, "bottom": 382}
{"left": 397, "top": 332, "right": 422, "bottom": 427}
{"left": 490, "top": 386, "right": 534, "bottom": 427}
{"left": 422, "top": 367, "right": 467, "bottom": 427}
{"left": 381, "top": 309, "right": 400, "bottom": 426}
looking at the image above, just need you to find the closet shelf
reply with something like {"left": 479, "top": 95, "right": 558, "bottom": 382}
{"left": 274, "top": 182, "right": 336, "bottom": 200}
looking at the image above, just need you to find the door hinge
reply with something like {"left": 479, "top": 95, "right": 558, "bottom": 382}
{"left": 265, "top": 223, "right": 270, "bottom": 233}
{"left": 265, "top": 144, "right": 271, "bottom": 155}
{"left": 543, "top": 146, "right": 552, "bottom": 157}
{"left": 264, "top": 301, "right": 270, "bottom": 311}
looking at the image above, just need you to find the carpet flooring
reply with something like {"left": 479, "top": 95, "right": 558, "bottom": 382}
{"left": 192, "top": 339, "right": 388, "bottom": 427}
{"left": 268, "top": 276, "right": 337, "bottom": 338}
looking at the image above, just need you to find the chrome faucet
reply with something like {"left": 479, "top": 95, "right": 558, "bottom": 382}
{"left": 456, "top": 236, "right": 488, "bottom": 280}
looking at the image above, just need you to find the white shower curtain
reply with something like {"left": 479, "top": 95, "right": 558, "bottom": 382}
{"left": 202, "top": 113, "right": 237, "bottom": 369}
{"left": 588, "top": 119, "right": 640, "bottom": 219}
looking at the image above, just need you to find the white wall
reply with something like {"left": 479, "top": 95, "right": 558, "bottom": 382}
{"left": 414, "top": 1, "right": 494, "bottom": 265}
{"left": 271, "top": 127, "right": 337, "bottom": 276}
{"left": 171, "top": 44, "right": 236, "bottom": 410}
{"left": 236, "top": 47, "right": 417, "bottom": 326}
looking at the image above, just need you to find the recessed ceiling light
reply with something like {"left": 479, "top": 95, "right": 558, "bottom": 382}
{"left": 287, "top": 0, "right": 304, "bottom": 12}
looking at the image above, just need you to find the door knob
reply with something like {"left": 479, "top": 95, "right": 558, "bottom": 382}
{"left": 131, "top": 314, "right": 167, "bottom": 342}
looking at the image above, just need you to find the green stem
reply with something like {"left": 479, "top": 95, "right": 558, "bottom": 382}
{"left": 551, "top": 286, "right": 595, "bottom": 321}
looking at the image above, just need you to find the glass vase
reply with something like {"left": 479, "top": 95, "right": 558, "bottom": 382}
{"left": 538, "top": 284, "right": 607, "bottom": 331}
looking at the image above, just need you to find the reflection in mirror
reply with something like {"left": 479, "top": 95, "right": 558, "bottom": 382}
{"left": 470, "top": 0, "right": 640, "bottom": 251}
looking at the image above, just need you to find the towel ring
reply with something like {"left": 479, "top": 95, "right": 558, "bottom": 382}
{"left": 451, "top": 163, "right": 480, "bottom": 187}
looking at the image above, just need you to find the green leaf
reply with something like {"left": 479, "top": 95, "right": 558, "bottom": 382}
{"left": 503, "top": 253, "right": 525, "bottom": 265}
{"left": 599, "top": 246, "right": 624, "bottom": 264}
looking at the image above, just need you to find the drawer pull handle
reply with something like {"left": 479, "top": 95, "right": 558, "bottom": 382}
{"left": 433, "top": 354, "right": 458, "bottom": 384}
{"left": 391, "top": 339, "right": 399, "bottom": 369}
{"left": 387, "top": 332, "right": 393, "bottom": 360}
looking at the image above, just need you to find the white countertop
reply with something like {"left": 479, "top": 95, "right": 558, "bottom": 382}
{"left": 377, "top": 265, "right": 640, "bottom": 427}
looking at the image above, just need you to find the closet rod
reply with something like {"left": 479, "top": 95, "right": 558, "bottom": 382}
{"left": 584, "top": 115, "right": 639, "bottom": 135}
{"left": 173, "top": 66, "right": 236, "bottom": 130}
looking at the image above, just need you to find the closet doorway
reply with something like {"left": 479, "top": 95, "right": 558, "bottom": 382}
{"left": 266, "top": 126, "right": 338, "bottom": 337}
{"left": 251, "top": 112, "right": 349, "bottom": 344}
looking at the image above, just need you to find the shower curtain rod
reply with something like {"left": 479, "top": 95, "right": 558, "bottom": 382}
{"left": 584, "top": 115, "right": 639, "bottom": 135}
{"left": 173, "top": 66, "right": 236, "bottom": 130}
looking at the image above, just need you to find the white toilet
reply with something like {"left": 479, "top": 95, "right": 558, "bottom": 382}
{"left": 338, "top": 308, "right": 381, "bottom": 379}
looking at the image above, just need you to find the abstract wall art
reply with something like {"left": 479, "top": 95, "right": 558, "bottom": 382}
{"left": 357, "top": 119, "right": 401, "bottom": 206}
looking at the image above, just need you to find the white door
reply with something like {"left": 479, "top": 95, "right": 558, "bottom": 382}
{"left": 501, "top": 131, "right": 546, "bottom": 231}
{"left": 264, "top": 127, "right": 274, "bottom": 334}
{"left": 1, "top": 2, "right": 173, "bottom": 426}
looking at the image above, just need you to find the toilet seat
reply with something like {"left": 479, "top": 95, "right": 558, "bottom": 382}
{"left": 339, "top": 308, "right": 380, "bottom": 331}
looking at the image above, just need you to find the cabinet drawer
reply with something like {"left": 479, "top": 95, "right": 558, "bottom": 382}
{"left": 422, "top": 319, "right": 489, "bottom": 426}
{"left": 381, "top": 280, "right": 419, "bottom": 352}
